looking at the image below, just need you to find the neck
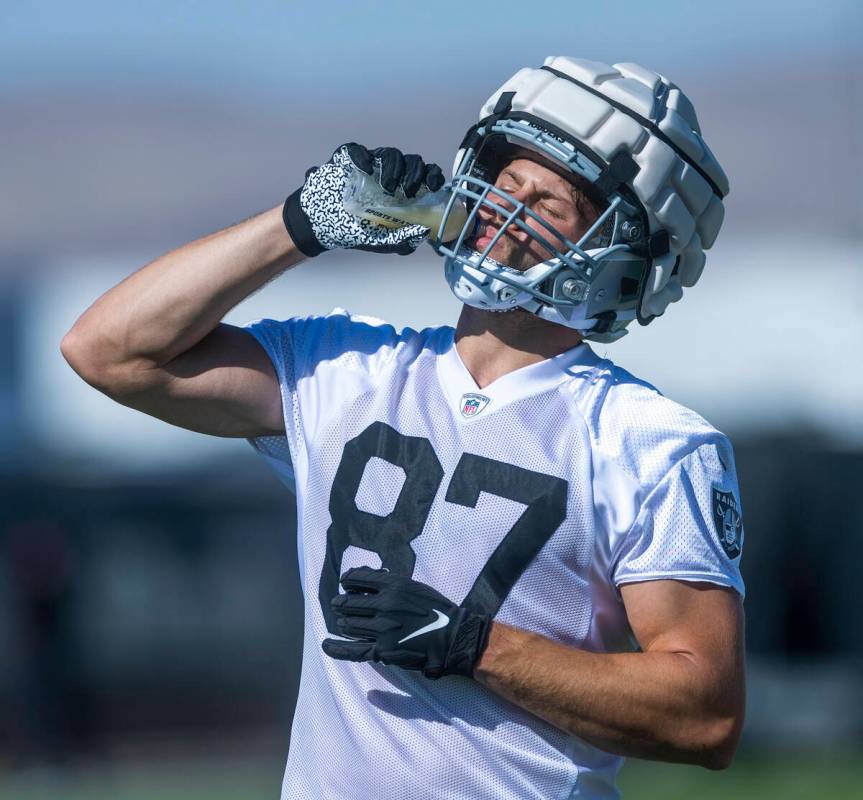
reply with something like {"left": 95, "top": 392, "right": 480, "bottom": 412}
{"left": 453, "top": 305, "right": 584, "bottom": 390}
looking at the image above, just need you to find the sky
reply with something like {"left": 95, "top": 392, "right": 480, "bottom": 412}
{"left": 2, "top": 0, "right": 858, "bottom": 99}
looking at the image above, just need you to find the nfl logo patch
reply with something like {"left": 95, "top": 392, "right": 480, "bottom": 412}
{"left": 460, "top": 392, "right": 491, "bottom": 418}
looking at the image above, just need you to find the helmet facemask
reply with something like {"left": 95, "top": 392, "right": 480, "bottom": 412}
{"left": 432, "top": 117, "right": 653, "bottom": 342}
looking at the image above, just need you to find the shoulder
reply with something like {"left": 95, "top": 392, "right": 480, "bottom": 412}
{"left": 245, "top": 307, "right": 452, "bottom": 377}
{"left": 570, "top": 352, "right": 732, "bottom": 489}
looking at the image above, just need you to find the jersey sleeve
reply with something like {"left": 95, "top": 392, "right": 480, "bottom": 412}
{"left": 242, "top": 307, "right": 406, "bottom": 487}
{"left": 610, "top": 439, "right": 745, "bottom": 598}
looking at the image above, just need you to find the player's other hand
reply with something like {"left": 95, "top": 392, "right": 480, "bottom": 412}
{"left": 321, "top": 566, "right": 491, "bottom": 680}
{"left": 283, "top": 144, "right": 445, "bottom": 258}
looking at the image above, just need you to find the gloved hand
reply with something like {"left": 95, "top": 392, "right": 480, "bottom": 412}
{"left": 321, "top": 566, "right": 492, "bottom": 680}
{"left": 283, "top": 143, "right": 445, "bottom": 257}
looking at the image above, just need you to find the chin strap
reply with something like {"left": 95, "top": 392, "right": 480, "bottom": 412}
{"left": 458, "top": 92, "right": 517, "bottom": 153}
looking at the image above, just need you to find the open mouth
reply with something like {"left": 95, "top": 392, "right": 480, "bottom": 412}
{"left": 471, "top": 223, "right": 500, "bottom": 252}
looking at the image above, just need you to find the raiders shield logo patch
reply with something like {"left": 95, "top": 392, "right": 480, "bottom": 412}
{"left": 460, "top": 392, "right": 491, "bottom": 418}
{"left": 711, "top": 487, "right": 742, "bottom": 559}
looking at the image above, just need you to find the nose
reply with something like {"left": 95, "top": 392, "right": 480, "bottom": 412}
{"left": 484, "top": 182, "right": 536, "bottom": 242}
{"left": 490, "top": 181, "right": 534, "bottom": 212}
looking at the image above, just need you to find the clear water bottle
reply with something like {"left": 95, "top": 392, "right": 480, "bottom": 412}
{"left": 342, "top": 167, "right": 469, "bottom": 243}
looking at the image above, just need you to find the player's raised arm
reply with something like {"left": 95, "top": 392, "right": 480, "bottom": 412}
{"left": 59, "top": 144, "right": 443, "bottom": 438}
{"left": 60, "top": 205, "right": 303, "bottom": 438}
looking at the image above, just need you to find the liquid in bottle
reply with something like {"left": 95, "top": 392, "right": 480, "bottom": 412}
{"left": 343, "top": 168, "right": 469, "bottom": 243}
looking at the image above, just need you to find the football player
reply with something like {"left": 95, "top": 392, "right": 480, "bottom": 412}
{"left": 61, "top": 57, "right": 745, "bottom": 799}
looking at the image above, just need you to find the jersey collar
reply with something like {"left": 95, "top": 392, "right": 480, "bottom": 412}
{"left": 435, "top": 327, "right": 601, "bottom": 421}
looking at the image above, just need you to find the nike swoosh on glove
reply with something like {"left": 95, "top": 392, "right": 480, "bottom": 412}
{"left": 283, "top": 143, "right": 444, "bottom": 257}
{"left": 321, "top": 566, "right": 492, "bottom": 680}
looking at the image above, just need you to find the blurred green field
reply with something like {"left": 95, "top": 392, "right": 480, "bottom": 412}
{"left": 2, "top": 751, "right": 862, "bottom": 799}
{"left": 618, "top": 752, "right": 863, "bottom": 799}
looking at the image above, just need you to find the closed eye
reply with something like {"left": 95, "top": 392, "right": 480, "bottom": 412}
{"left": 541, "top": 204, "right": 565, "bottom": 220}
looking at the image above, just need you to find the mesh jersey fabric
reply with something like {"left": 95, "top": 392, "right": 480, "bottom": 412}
{"left": 244, "top": 307, "right": 745, "bottom": 800}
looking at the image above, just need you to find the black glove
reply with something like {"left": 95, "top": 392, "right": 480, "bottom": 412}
{"left": 283, "top": 143, "right": 445, "bottom": 258}
{"left": 321, "top": 566, "right": 492, "bottom": 680}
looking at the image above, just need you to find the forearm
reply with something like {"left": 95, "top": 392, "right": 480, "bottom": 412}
{"left": 473, "top": 622, "right": 739, "bottom": 768}
{"left": 63, "top": 205, "right": 304, "bottom": 370}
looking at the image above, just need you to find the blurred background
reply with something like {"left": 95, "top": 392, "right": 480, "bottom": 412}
{"left": 1, "top": 1, "right": 861, "bottom": 797}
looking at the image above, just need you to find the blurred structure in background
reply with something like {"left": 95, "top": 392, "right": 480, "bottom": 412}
{"left": 1, "top": 0, "right": 861, "bottom": 796}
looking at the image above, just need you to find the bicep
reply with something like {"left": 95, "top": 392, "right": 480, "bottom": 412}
{"left": 103, "top": 323, "right": 285, "bottom": 438}
{"left": 620, "top": 580, "right": 745, "bottom": 708}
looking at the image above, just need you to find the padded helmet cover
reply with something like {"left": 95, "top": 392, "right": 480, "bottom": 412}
{"left": 449, "top": 57, "right": 729, "bottom": 330}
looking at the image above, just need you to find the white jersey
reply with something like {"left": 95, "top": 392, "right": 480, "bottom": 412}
{"left": 245, "top": 308, "right": 744, "bottom": 800}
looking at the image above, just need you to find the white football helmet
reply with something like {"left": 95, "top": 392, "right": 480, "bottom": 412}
{"left": 429, "top": 57, "right": 729, "bottom": 342}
